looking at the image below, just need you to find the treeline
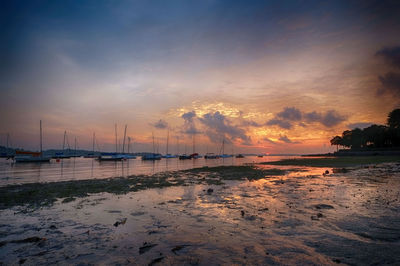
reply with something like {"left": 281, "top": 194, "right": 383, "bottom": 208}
{"left": 330, "top": 109, "right": 400, "bottom": 150}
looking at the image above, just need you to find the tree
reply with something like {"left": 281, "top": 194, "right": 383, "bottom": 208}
{"left": 387, "top": 109, "right": 400, "bottom": 129}
{"left": 363, "top": 125, "right": 387, "bottom": 148}
{"left": 330, "top": 136, "right": 342, "bottom": 151}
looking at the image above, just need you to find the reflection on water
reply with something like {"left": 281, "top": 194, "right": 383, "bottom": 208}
{"left": 0, "top": 156, "right": 294, "bottom": 186}
{"left": 0, "top": 163, "right": 399, "bottom": 265}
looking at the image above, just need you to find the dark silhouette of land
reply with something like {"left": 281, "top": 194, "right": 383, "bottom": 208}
{"left": 329, "top": 109, "right": 400, "bottom": 156}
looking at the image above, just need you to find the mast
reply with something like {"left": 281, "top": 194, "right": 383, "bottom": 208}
{"left": 40, "top": 120, "right": 43, "bottom": 157}
{"left": 152, "top": 132, "right": 155, "bottom": 154}
{"left": 6, "top": 133, "right": 9, "bottom": 151}
{"left": 128, "top": 137, "right": 131, "bottom": 153}
{"left": 122, "top": 125, "right": 127, "bottom": 154}
{"left": 166, "top": 129, "right": 169, "bottom": 155}
{"left": 192, "top": 133, "right": 195, "bottom": 154}
{"left": 74, "top": 137, "right": 77, "bottom": 156}
{"left": 63, "top": 130, "right": 67, "bottom": 151}
{"left": 176, "top": 136, "right": 179, "bottom": 155}
{"left": 92, "top": 132, "right": 95, "bottom": 153}
{"left": 115, "top": 124, "right": 118, "bottom": 153}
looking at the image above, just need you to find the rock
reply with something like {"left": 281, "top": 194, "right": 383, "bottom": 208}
{"left": 314, "top": 204, "right": 334, "bottom": 210}
{"left": 171, "top": 245, "right": 186, "bottom": 254}
{"left": 207, "top": 188, "right": 214, "bottom": 194}
{"left": 149, "top": 256, "right": 164, "bottom": 265}
{"left": 317, "top": 213, "right": 323, "bottom": 218}
{"left": 113, "top": 218, "right": 127, "bottom": 227}
{"left": 241, "top": 210, "right": 245, "bottom": 217}
{"left": 139, "top": 243, "right": 157, "bottom": 255}
{"left": 49, "top": 225, "right": 57, "bottom": 230}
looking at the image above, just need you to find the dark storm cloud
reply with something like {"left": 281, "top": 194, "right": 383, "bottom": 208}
{"left": 267, "top": 107, "right": 346, "bottom": 129}
{"left": 151, "top": 119, "right": 168, "bottom": 129}
{"left": 376, "top": 46, "right": 400, "bottom": 69}
{"left": 377, "top": 72, "right": 400, "bottom": 97}
{"left": 198, "top": 111, "right": 251, "bottom": 144}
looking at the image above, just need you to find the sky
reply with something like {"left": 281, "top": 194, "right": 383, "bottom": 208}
{"left": 1, "top": 0, "right": 400, "bottom": 154}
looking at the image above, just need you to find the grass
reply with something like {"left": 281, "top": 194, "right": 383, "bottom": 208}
{"left": 262, "top": 156, "right": 400, "bottom": 167}
{"left": 0, "top": 165, "right": 287, "bottom": 210}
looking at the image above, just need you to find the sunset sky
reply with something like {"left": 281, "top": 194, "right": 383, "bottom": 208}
{"left": 1, "top": 0, "right": 400, "bottom": 154}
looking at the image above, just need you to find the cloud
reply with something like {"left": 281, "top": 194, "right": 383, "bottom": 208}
{"left": 377, "top": 72, "right": 400, "bottom": 97}
{"left": 241, "top": 120, "right": 263, "bottom": 127}
{"left": 279, "top": 135, "right": 300, "bottom": 144}
{"left": 198, "top": 111, "right": 251, "bottom": 144}
{"left": 376, "top": 46, "right": 400, "bottom": 69}
{"left": 267, "top": 107, "right": 346, "bottom": 129}
{"left": 151, "top": 119, "right": 168, "bottom": 129}
{"left": 266, "top": 119, "right": 293, "bottom": 129}
{"left": 263, "top": 137, "right": 276, "bottom": 144}
{"left": 181, "top": 111, "right": 196, "bottom": 122}
{"left": 181, "top": 111, "right": 200, "bottom": 135}
{"left": 277, "top": 107, "right": 302, "bottom": 121}
{"left": 347, "top": 122, "right": 374, "bottom": 129}
{"left": 304, "top": 110, "right": 346, "bottom": 127}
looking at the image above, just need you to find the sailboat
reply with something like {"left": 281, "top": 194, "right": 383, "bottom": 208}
{"left": 189, "top": 132, "right": 201, "bottom": 158}
{"left": 142, "top": 133, "right": 162, "bottom": 160}
{"left": 14, "top": 120, "right": 51, "bottom": 163}
{"left": 84, "top": 132, "right": 98, "bottom": 158}
{"left": 97, "top": 124, "right": 124, "bottom": 161}
{"left": 123, "top": 135, "right": 136, "bottom": 159}
{"left": 54, "top": 130, "right": 72, "bottom": 159}
{"left": 162, "top": 129, "right": 177, "bottom": 158}
{"left": 219, "top": 138, "right": 233, "bottom": 158}
{"left": 179, "top": 143, "right": 191, "bottom": 160}
{"left": 0, "top": 133, "right": 13, "bottom": 158}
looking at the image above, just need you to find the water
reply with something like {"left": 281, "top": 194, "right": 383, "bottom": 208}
{"left": 1, "top": 163, "right": 399, "bottom": 265}
{"left": 0, "top": 156, "right": 296, "bottom": 186}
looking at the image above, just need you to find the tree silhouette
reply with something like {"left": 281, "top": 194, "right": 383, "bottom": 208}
{"left": 330, "top": 108, "right": 400, "bottom": 150}
{"left": 387, "top": 109, "right": 400, "bottom": 129}
{"left": 330, "top": 136, "right": 342, "bottom": 151}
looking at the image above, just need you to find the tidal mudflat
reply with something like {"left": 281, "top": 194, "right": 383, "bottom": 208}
{"left": 1, "top": 160, "right": 400, "bottom": 265}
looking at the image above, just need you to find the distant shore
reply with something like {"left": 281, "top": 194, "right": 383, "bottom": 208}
{"left": 303, "top": 148, "right": 400, "bottom": 157}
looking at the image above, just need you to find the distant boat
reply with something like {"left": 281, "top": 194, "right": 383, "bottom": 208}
{"left": 219, "top": 139, "right": 233, "bottom": 158}
{"left": 98, "top": 124, "right": 125, "bottom": 161}
{"left": 142, "top": 153, "right": 162, "bottom": 160}
{"left": 179, "top": 154, "right": 191, "bottom": 160}
{"left": 14, "top": 151, "right": 51, "bottom": 163}
{"left": 97, "top": 152, "right": 124, "bottom": 161}
{"left": 257, "top": 155, "right": 263, "bottom": 158}
{"left": 53, "top": 130, "right": 71, "bottom": 159}
{"left": 235, "top": 154, "right": 245, "bottom": 158}
{"left": 163, "top": 154, "right": 177, "bottom": 158}
{"left": 84, "top": 132, "right": 99, "bottom": 158}
{"left": 14, "top": 120, "right": 51, "bottom": 163}
{"left": 162, "top": 130, "right": 177, "bottom": 158}
{"left": 190, "top": 153, "right": 201, "bottom": 159}
{"left": 204, "top": 153, "right": 219, "bottom": 159}
{"left": 142, "top": 132, "right": 161, "bottom": 160}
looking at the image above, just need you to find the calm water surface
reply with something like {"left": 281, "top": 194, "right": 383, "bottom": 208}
{"left": 0, "top": 156, "right": 296, "bottom": 186}
{"left": 0, "top": 163, "right": 399, "bottom": 265}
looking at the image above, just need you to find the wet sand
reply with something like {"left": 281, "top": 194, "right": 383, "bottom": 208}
{"left": 1, "top": 161, "right": 400, "bottom": 265}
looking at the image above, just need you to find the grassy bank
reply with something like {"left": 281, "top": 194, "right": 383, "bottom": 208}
{"left": 0, "top": 165, "right": 288, "bottom": 210}
{"left": 262, "top": 156, "right": 400, "bottom": 167}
